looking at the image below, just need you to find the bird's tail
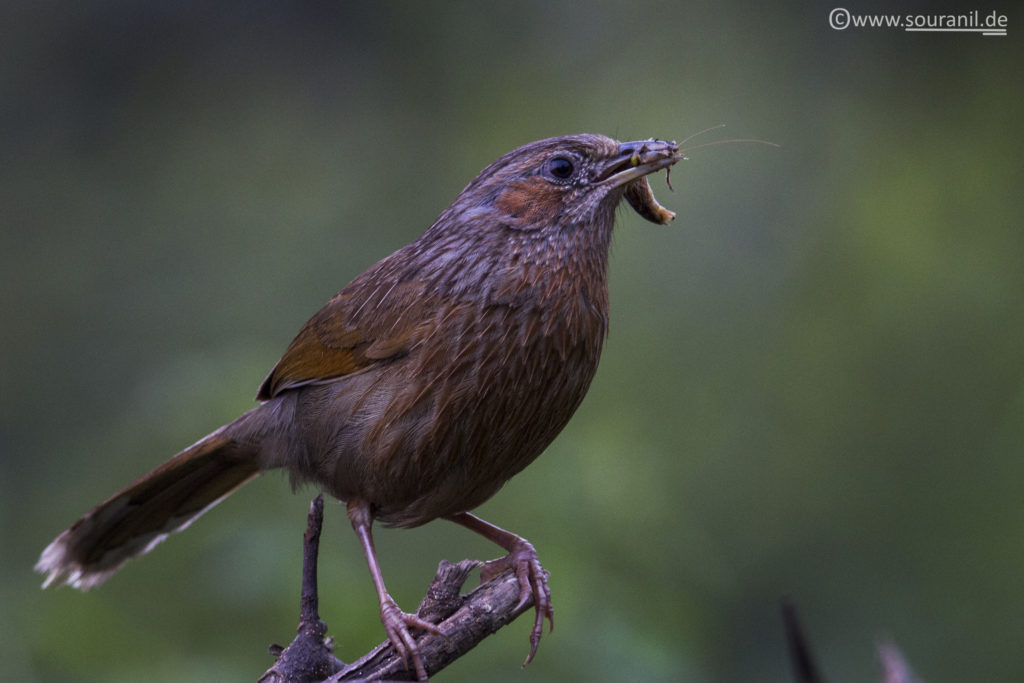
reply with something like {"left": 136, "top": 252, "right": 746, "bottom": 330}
{"left": 36, "top": 421, "right": 262, "bottom": 590}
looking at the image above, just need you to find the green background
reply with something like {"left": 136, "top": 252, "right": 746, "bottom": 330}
{"left": 4, "top": 2, "right": 1022, "bottom": 681}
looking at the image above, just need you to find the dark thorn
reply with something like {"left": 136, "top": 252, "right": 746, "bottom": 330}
{"left": 782, "top": 599, "right": 826, "bottom": 683}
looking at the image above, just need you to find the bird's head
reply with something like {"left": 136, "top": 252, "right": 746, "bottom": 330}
{"left": 434, "top": 134, "right": 681, "bottom": 240}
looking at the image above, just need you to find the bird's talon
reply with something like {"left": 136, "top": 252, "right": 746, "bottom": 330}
{"left": 478, "top": 539, "right": 554, "bottom": 666}
{"left": 379, "top": 597, "right": 437, "bottom": 681}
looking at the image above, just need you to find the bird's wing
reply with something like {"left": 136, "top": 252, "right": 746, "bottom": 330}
{"left": 256, "top": 275, "right": 431, "bottom": 400}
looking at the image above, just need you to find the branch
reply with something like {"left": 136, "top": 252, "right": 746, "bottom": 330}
{"left": 259, "top": 496, "right": 539, "bottom": 682}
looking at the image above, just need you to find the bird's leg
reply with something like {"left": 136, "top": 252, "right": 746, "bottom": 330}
{"left": 347, "top": 500, "right": 442, "bottom": 682}
{"left": 445, "top": 512, "right": 553, "bottom": 665}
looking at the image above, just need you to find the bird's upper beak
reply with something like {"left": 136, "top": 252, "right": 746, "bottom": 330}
{"left": 595, "top": 139, "right": 681, "bottom": 188}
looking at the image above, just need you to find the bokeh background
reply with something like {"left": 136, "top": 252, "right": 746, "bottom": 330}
{"left": 3, "top": 2, "right": 1022, "bottom": 681}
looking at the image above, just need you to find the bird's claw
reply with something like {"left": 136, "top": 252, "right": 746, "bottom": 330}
{"left": 480, "top": 539, "right": 554, "bottom": 666}
{"left": 379, "top": 595, "right": 443, "bottom": 681}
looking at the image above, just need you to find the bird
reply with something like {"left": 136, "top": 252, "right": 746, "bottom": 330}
{"left": 36, "top": 133, "right": 681, "bottom": 680}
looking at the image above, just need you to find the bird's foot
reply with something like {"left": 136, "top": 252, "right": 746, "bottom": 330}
{"left": 379, "top": 594, "right": 443, "bottom": 681}
{"left": 480, "top": 538, "right": 554, "bottom": 666}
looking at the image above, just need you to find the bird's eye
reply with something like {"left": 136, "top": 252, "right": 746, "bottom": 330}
{"left": 545, "top": 156, "right": 575, "bottom": 180}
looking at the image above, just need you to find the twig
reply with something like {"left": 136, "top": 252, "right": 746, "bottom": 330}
{"left": 260, "top": 495, "right": 343, "bottom": 683}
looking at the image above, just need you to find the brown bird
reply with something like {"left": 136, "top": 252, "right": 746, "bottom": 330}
{"left": 36, "top": 134, "right": 681, "bottom": 680}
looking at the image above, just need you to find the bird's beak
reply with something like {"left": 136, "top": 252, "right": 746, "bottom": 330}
{"left": 596, "top": 139, "right": 681, "bottom": 225}
{"left": 595, "top": 139, "right": 681, "bottom": 188}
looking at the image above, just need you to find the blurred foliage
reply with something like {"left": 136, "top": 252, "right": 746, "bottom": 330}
{"left": 3, "top": 2, "right": 1022, "bottom": 681}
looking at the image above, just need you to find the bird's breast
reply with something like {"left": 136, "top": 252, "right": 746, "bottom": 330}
{"left": 358, "top": 272, "right": 608, "bottom": 525}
